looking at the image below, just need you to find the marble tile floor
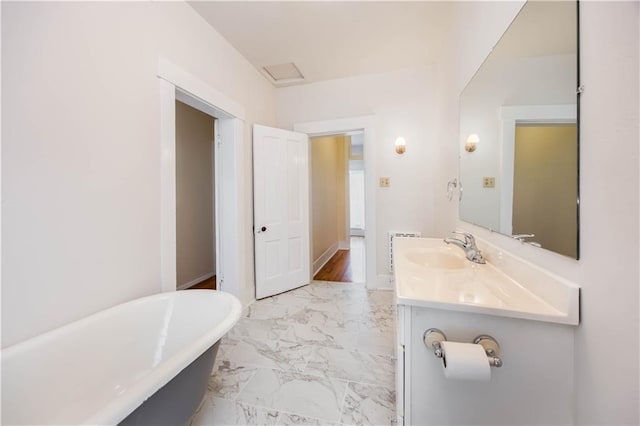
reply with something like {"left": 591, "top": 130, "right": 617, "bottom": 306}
{"left": 190, "top": 280, "right": 396, "bottom": 426}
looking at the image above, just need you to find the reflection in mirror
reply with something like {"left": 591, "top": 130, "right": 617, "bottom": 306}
{"left": 459, "top": 1, "right": 579, "bottom": 258}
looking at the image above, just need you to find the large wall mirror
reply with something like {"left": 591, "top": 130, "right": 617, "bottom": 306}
{"left": 459, "top": 0, "right": 580, "bottom": 259}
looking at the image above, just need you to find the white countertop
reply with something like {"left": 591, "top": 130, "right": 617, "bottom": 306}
{"left": 393, "top": 237, "right": 580, "bottom": 325}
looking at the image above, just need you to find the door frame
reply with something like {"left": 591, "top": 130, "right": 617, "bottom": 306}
{"left": 157, "top": 56, "right": 246, "bottom": 303}
{"left": 294, "top": 116, "right": 377, "bottom": 288}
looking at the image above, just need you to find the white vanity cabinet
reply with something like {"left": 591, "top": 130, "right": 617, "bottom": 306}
{"left": 395, "top": 304, "right": 576, "bottom": 425}
{"left": 393, "top": 237, "right": 580, "bottom": 425}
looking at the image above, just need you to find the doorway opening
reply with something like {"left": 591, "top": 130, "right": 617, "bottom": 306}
{"left": 158, "top": 57, "right": 247, "bottom": 302}
{"left": 311, "top": 132, "right": 366, "bottom": 283}
{"left": 175, "top": 101, "right": 217, "bottom": 290}
{"left": 294, "top": 116, "right": 376, "bottom": 288}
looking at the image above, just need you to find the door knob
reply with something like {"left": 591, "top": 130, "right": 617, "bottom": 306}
{"left": 261, "top": 226, "right": 267, "bottom": 232}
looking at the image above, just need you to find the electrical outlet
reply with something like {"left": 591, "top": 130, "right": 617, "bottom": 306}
{"left": 483, "top": 177, "right": 495, "bottom": 188}
{"left": 379, "top": 177, "right": 391, "bottom": 188}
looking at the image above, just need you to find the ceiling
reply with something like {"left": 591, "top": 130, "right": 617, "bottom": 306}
{"left": 189, "top": 1, "right": 453, "bottom": 87}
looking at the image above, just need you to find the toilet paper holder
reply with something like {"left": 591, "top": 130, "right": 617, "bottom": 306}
{"left": 423, "top": 328, "right": 503, "bottom": 367}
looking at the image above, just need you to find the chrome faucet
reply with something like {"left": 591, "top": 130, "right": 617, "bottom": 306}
{"left": 512, "top": 233, "right": 535, "bottom": 242}
{"left": 444, "top": 231, "right": 486, "bottom": 264}
{"left": 512, "top": 233, "right": 542, "bottom": 247}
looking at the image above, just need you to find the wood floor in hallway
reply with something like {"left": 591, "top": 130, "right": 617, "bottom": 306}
{"left": 186, "top": 275, "right": 216, "bottom": 290}
{"left": 313, "top": 236, "right": 365, "bottom": 283}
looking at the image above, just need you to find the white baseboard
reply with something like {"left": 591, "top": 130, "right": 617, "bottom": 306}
{"left": 338, "top": 240, "right": 349, "bottom": 250}
{"left": 313, "top": 242, "right": 339, "bottom": 275}
{"left": 177, "top": 272, "right": 215, "bottom": 290}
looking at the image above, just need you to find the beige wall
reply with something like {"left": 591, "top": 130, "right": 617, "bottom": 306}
{"left": 175, "top": 101, "right": 215, "bottom": 286}
{"left": 311, "top": 135, "right": 348, "bottom": 262}
{"left": 512, "top": 124, "right": 577, "bottom": 258}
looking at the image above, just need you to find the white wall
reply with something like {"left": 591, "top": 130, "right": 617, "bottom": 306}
{"left": 435, "top": 1, "right": 639, "bottom": 423}
{"left": 1, "top": 2, "right": 276, "bottom": 347}
{"left": 276, "top": 68, "right": 438, "bottom": 280}
{"left": 432, "top": 1, "right": 526, "bottom": 239}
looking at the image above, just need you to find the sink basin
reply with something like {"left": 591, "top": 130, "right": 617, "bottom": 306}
{"left": 404, "top": 248, "right": 466, "bottom": 270}
{"left": 392, "top": 236, "right": 580, "bottom": 325}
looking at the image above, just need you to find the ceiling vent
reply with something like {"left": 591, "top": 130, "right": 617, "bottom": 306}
{"left": 262, "top": 62, "right": 305, "bottom": 86}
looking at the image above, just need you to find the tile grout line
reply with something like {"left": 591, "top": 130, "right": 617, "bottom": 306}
{"left": 204, "top": 282, "right": 395, "bottom": 425}
{"left": 273, "top": 406, "right": 339, "bottom": 425}
{"left": 234, "top": 366, "right": 351, "bottom": 425}
{"left": 226, "top": 367, "right": 286, "bottom": 417}
{"left": 337, "top": 379, "right": 350, "bottom": 425}
{"left": 231, "top": 366, "right": 260, "bottom": 401}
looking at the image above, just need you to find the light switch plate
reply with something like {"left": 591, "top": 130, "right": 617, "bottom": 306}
{"left": 483, "top": 177, "right": 495, "bottom": 188}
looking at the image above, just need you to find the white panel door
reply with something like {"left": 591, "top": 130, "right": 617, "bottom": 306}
{"left": 253, "top": 124, "right": 310, "bottom": 299}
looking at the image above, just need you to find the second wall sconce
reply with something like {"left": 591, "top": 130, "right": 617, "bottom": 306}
{"left": 465, "top": 134, "right": 480, "bottom": 152}
{"left": 395, "top": 137, "right": 407, "bottom": 155}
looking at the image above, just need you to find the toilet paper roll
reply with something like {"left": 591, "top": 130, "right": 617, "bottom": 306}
{"left": 440, "top": 341, "right": 491, "bottom": 381}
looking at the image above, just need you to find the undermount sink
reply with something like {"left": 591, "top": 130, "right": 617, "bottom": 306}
{"left": 404, "top": 248, "right": 466, "bottom": 270}
{"left": 393, "top": 236, "right": 580, "bottom": 325}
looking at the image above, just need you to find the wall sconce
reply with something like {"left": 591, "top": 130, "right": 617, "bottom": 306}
{"left": 465, "top": 134, "right": 480, "bottom": 152}
{"left": 395, "top": 137, "right": 406, "bottom": 155}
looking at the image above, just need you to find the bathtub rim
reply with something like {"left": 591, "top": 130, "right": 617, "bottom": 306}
{"left": 1, "top": 289, "right": 242, "bottom": 425}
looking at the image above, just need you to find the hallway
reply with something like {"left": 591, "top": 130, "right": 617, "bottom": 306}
{"left": 189, "top": 280, "right": 395, "bottom": 425}
{"left": 313, "top": 237, "right": 366, "bottom": 283}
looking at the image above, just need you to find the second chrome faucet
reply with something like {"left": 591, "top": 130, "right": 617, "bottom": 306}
{"left": 444, "top": 231, "right": 486, "bottom": 264}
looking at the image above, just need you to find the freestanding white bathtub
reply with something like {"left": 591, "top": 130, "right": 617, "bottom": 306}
{"left": 1, "top": 290, "right": 241, "bottom": 425}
